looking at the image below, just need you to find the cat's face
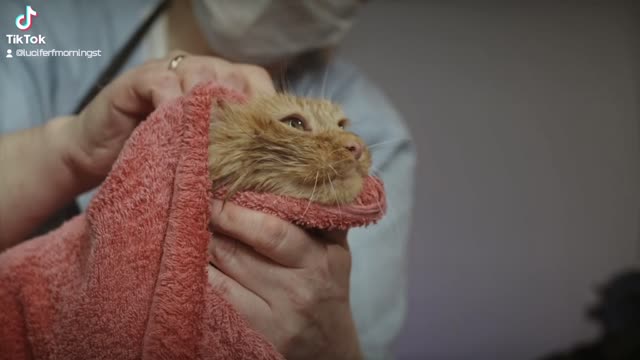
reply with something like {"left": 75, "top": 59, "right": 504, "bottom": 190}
{"left": 208, "top": 94, "right": 371, "bottom": 205}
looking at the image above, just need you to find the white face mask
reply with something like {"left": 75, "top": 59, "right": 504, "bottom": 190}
{"left": 192, "top": 0, "right": 362, "bottom": 65}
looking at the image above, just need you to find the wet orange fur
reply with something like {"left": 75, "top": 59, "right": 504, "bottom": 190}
{"left": 208, "top": 94, "right": 371, "bottom": 205}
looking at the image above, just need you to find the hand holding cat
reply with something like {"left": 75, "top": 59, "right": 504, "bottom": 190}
{"left": 208, "top": 200, "right": 363, "bottom": 360}
{"left": 65, "top": 52, "right": 275, "bottom": 189}
{"left": 63, "top": 51, "right": 362, "bottom": 358}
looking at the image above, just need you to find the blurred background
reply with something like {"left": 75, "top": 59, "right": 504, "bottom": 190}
{"left": 339, "top": 1, "right": 639, "bottom": 359}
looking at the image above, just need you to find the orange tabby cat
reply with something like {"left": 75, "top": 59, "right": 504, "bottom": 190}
{"left": 208, "top": 94, "right": 371, "bottom": 205}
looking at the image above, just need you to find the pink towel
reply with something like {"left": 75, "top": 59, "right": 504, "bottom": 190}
{"left": 0, "top": 82, "right": 386, "bottom": 359}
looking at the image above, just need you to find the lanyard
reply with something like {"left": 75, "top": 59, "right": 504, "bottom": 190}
{"left": 73, "top": 0, "right": 170, "bottom": 114}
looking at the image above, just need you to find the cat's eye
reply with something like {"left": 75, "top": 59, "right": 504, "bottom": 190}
{"left": 338, "top": 119, "right": 350, "bottom": 130}
{"left": 280, "top": 115, "right": 308, "bottom": 131}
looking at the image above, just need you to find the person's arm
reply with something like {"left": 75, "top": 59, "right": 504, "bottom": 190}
{"left": 0, "top": 53, "right": 274, "bottom": 251}
{"left": 0, "top": 116, "right": 91, "bottom": 248}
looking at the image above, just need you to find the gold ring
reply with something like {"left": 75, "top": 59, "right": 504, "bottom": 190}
{"left": 168, "top": 54, "right": 186, "bottom": 71}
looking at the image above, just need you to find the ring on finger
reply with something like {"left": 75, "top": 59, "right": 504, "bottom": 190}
{"left": 168, "top": 54, "right": 186, "bottom": 71}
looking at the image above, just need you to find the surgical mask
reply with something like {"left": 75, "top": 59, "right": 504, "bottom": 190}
{"left": 191, "top": 0, "right": 362, "bottom": 65}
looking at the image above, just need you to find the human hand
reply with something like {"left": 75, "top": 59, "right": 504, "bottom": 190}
{"left": 64, "top": 52, "right": 275, "bottom": 190}
{"left": 208, "top": 200, "right": 363, "bottom": 360}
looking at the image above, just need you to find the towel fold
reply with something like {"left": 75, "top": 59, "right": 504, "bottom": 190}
{"left": 0, "top": 82, "right": 386, "bottom": 359}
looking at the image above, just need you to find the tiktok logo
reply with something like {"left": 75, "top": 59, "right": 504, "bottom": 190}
{"left": 15, "top": 5, "right": 38, "bottom": 31}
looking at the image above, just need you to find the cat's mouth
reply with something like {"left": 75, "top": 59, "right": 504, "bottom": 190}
{"left": 210, "top": 168, "right": 367, "bottom": 206}
{"left": 296, "top": 162, "right": 370, "bottom": 206}
{"left": 291, "top": 145, "right": 372, "bottom": 205}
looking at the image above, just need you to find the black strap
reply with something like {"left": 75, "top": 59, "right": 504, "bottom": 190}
{"left": 73, "top": 0, "right": 171, "bottom": 114}
{"left": 33, "top": 0, "right": 170, "bottom": 237}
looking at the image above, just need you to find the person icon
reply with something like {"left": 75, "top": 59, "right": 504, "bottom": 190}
{"left": 6, "top": 49, "right": 13, "bottom": 58}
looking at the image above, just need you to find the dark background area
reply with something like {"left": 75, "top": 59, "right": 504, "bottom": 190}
{"left": 339, "top": 1, "right": 640, "bottom": 359}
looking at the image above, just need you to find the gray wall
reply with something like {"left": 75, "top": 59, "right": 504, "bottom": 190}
{"left": 339, "top": 2, "right": 640, "bottom": 359}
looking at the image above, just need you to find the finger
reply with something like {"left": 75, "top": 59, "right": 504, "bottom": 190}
{"left": 173, "top": 55, "right": 247, "bottom": 94}
{"left": 206, "top": 264, "right": 271, "bottom": 326}
{"left": 306, "top": 229, "right": 352, "bottom": 287}
{"left": 326, "top": 240, "right": 352, "bottom": 288}
{"left": 138, "top": 67, "right": 184, "bottom": 107}
{"left": 173, "top": 55, "right": 275, "bottom": 97}
{"left": 210, "top": 200, "right": 318, "bottom": 268}
{"left": 109, "top": 61, "right": 183, "bottom": 117}
{"left": 209, "top": 232, "right": 284, "bottom": 296}
{"left": 237, "top": 64, "right": 276, "bottom": 97}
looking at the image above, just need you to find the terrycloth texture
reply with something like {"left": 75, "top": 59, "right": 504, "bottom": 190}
{"left": 214, "top": 175, "right": 386, "bottom": 230}
{"left": 0, "top": 82, "right": 386, "bottom": 359}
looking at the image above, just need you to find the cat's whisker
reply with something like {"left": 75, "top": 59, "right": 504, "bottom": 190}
{"left": 327, "top": 164, "right": 339, "bottom": 177}
{"left": 320, "top": 64, "right": 330, "bottom": 100}
{"left": 331, "top": 157, "right": 358, "bottom": 165}
{"left": 229, "top": 125, "right": 257, "bottom": 140}
{"left": 323, "top": 148, "right": 348, "bottom": 158}
{"left": 302, "top": 171, "right": 319, "bottom": 219}
{"left": 222, "top": 171, "right": 249, "bottom": 203}
{"left": 326, "top": 174, "right": 342, "bottom": 220}
{"left": 275, "top": 62, "right": 291, "bottom": 94}
{"left": 301, "top": 172, "right": 315, "bottom": 183}
{"left": 279, "top": 68, "right": 287, "bottom": 93}
{"left": 271, "top": 158, "right": 301, "bottom": 167}
{"left": 367, "top": 138, "right": 408, "bottom": 150}
{"left": 370, "top": 167, "right": 389, "bottom": 185}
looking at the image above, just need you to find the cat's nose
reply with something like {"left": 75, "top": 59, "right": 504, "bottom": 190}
{"left": 344, "top": 141, "right": 363, "bottom": 160}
